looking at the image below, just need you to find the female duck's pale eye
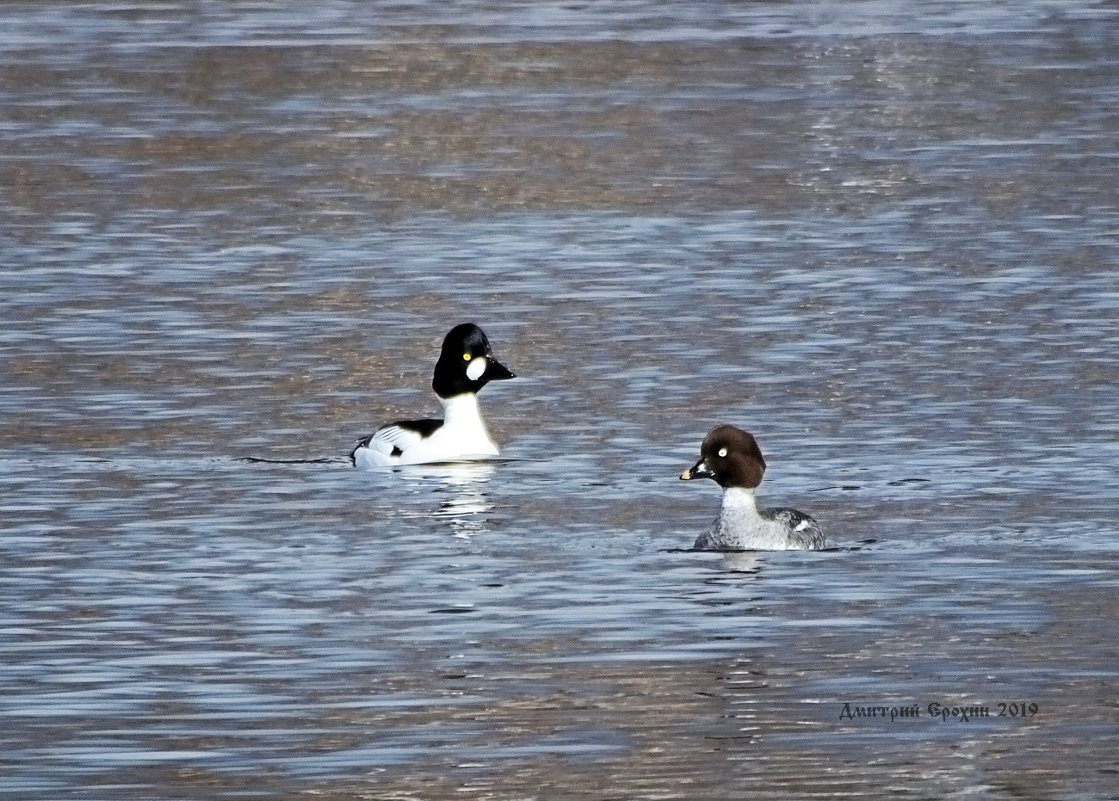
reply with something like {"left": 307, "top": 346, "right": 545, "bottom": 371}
{"left": 718, "top": 447, "right": 728, "bottom": 458}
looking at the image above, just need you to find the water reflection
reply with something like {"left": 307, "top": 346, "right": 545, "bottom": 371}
{"left": 717, "top": 551, "right": 767, "bottom": 574}
{"left": 395, "top": 461, "right": 497, "bottom": 538}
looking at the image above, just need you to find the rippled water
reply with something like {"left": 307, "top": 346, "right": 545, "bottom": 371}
{"left": 2, "top": 2, "right": 1118, "bottom": 799}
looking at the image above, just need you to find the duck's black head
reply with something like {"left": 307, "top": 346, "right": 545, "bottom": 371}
{"left": 432, "top": 323, "right": 516, "bottom": 399}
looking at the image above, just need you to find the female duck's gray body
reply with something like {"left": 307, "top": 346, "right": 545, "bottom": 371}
{"left": 681, "top": 425, "right": 825, "bottom": 551}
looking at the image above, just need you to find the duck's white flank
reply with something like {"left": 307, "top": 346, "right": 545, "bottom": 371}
{"left": 353, "top": 394, "right": 499, "bottom": 469}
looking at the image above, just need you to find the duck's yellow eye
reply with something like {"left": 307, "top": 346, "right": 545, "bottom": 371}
{"left": 463, "top": 353, "right": 472, "bottom": 361}
{"left": 718, "top": 447, "right": 728, "bottom": 458}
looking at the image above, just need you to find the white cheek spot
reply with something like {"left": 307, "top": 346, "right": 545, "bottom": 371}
{"left": 466, "top": 356, "right": 487, "bottom": 381}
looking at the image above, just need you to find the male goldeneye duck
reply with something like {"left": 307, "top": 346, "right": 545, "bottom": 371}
{"left": 680, "top": 424, "right": 825, "bottom": 551}
{"left": 350, "top": 323, "right": 516, "bottom": 469}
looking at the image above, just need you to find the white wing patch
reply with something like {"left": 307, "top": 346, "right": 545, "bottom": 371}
{"left": 370, "top": 424, "right": 426, "bottom": 456}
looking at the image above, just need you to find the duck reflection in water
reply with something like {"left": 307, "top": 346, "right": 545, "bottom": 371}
{"left": 396, "top": 461, "right": 497, "bottom": 538}
{"left": 717, "top": 551, "right": 767, "bottom": 573}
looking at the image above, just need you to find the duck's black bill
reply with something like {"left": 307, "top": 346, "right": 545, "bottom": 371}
{"left": 680, "top": 458, "right": 713, "bottom": 480}
{"left": 485, "top": 359, "right": 516, "bottom": 381}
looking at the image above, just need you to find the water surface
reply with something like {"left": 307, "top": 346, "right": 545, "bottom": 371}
{"left": 2, "top": 2, "right": 1117, "bottom": 799}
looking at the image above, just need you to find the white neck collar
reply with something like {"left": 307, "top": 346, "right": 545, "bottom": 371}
{"left": 721, "top": 486, "right": 759, "bottom": 512}
{"left": 439, "top": 393, "right": 485, "bottom": 426}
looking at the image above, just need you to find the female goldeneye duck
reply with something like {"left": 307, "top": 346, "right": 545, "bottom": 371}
{"left": 350, "top": 323, "right": 516, "bottom": 468}
{"left": 680, "top": 424, "right": 825, "bottom": 551}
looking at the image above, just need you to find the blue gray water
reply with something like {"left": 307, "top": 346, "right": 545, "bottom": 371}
{"left": 2, "top": 2, "right": 1118, "bottom": 799}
